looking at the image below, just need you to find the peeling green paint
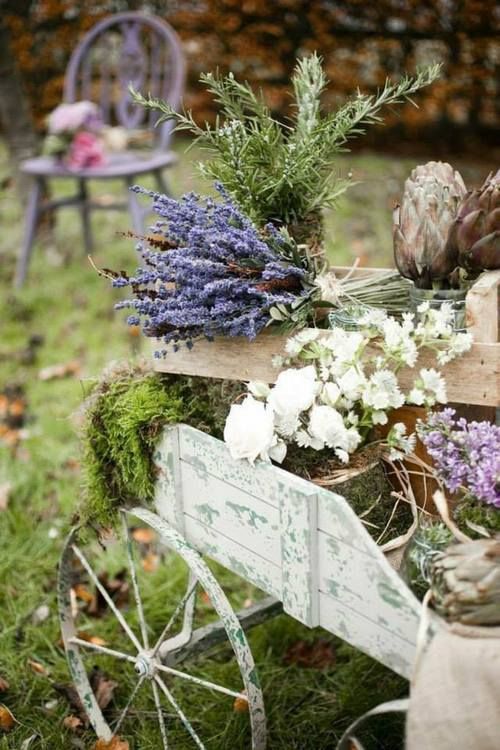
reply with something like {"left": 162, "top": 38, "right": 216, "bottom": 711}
{"left": 226, "top": 501, "right": 269, "bottom": 529}
{"left": 195, "top": 503, "right": 221, "bottom": 525}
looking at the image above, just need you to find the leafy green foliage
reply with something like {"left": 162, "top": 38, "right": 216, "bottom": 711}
{"left": 133, "top": 54, "right": 441, "bottom": 227}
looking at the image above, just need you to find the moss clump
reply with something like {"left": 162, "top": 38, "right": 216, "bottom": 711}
{"left": 79, "top": 362, "right": 242, "bottom": 527}
{"left": 454, "top": 499, "right": 500, "bottom": 538}
{"left": 284, "top": 443, "right": 413, "bottom": 544}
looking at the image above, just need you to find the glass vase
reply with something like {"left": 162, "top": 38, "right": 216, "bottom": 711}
{"left": 409, "top": 285, "right": 468, "bottom": 333}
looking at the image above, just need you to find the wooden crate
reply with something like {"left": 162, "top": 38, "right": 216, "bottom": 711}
{"left": 154, "top": 423, "right": 422, "bottom": 679}
{"left": 152, "top": 269, "right": 500, "bottom": 407}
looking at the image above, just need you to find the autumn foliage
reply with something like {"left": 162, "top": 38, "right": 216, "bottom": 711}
{"left": 4, "top": 0, "right": 499, "bottom": 144}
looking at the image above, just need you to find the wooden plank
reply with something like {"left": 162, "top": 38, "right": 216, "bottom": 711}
{"left": 153, "top": 335, "right": 498, "bottom": 406}
{"left": 182, "top": 514, "right": 282, "bottom": 599}
{"left": 153, "top": 426, "right": 185, "bottom": 534}
{"left": 318, "top": 593, "right": 416, "bottom": 678}
{"left": 466, "top": 270, "right": 500, "bottom": 343}
{"left": 280, "top": 488, "right": 319, "bottom": 627}
{"left": 178, "top": 424, "right": 318, "bottom": 510}
{"left": 317, "top": 530, "right": 420, "bottom": 645}
{"left": 180, "top": 460, "right": 281, "bottom": 566}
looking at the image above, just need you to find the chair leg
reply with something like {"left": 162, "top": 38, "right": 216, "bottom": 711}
{"left": 153, "top": 169, "right": 171, "bottom": 196}
{"left": 78, "top": 179, "right": 93, "bottom": 254}
{"left": 14, "top": 178, "right": 43, "bottom": 288}
{"left": 125, "top": 178, "right": 145, "bottom": 235}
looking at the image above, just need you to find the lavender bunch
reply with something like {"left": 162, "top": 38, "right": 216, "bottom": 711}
{"left": 112, "top": 185, "right": 308, "bottom": 352}
{"left": 418, "top": 409, "right": 500, "bottom": 508}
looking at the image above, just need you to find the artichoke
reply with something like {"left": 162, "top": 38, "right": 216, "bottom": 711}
{"left": 431, "top": 536, "right": 500, "bottom": 625}
{"left": 393, "top": 161, "right": 467, "bottom": 288}
{"left": 445, "top": 169, "right": 500, "bottom": 274}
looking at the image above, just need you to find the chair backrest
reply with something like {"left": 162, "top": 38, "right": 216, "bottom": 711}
{"left": 64, "top": 12, "right": 185, "bottom": 150}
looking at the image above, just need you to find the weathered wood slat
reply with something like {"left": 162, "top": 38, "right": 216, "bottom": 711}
{"left": 153, "top": 335, "right": 498, "bottom": 406}
{"left": 180, "top": 460, "right": 281, "bottom": 566}
{"left": 182, "top": 513, "right": 282, "bottom": 599}
{"left": 318, "top": 593, "right": 416, "bottom": 678}
{"left": 152, "top": 270, "right": 500, "bottom": 406}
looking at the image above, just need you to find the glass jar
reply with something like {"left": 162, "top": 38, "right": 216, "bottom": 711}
{"left": 409, "top": 286, "right": 468, "bottom": 333}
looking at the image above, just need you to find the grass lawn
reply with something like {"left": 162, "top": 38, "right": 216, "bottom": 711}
{"left": 0, "top": 140, "right": 490, "bottom": 749}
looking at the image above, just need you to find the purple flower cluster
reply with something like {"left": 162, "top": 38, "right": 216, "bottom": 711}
{"left": 113, "top": 185, "right": 306, "bottom": 351}
{"left": 418, "top": 408, "right": 500, "bottom": 508}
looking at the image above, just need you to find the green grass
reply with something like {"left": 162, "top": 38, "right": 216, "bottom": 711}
{"left": 2, "top": 139, "right": 487, "bottom": 749}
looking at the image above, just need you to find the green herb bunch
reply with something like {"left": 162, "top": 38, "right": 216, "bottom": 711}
{"left": 132, "top": 54, "right": 440, "bottom": 234}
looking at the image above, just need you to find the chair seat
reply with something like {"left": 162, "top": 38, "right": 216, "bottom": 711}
{"left": 20, "top": 150, "right": 178, "bottom": 179}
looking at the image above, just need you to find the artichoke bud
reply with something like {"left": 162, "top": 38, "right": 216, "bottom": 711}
{"left": 431, "top": 536, "right": 500, "bottom": 626}
{"left": 393, "top": 161, "right": 466, "bottom": 288}
{"left": 446, "top": 169, "right": 500, "bottom": 274}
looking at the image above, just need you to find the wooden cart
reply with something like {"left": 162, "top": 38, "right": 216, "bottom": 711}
{"left": 58, "top": 270, "right": 499, "bottom": 748}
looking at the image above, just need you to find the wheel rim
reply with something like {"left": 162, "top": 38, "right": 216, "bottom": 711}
{"left": 57, "top": 507, "right": 267, "bottom": 749}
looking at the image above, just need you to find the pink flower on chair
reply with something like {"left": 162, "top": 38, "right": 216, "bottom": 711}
{"left": 65, "top": 131, "right": 106, "bottom": 170}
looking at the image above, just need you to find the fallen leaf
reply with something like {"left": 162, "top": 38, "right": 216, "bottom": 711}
{"left": 90, "top": 667, "right": 117, "bottom": 711}
{"left": 52, "top": 682, "right": 85, "bottom": 719}
{"left": 38, "top": 360, "right": 81, "bottom": 381}
{"left": 233, "top": 691, "right": 249, "bottom": 713}
{"left": 44, "top": 698, "right": 58, "bottom": 711}
{"left": 72, "top": 584, "right": 94, "bottom": 604}
{"left": 131, "top": 527, "right": 156, "bottom": 544}
{"left": 0, "top": 482, "right": 11, "bottom": 511}
{"left": 283, "top": 639, "right": 336, "bottom": 670}
{"left": 86, "top": 570, "right": 129, "bottom": 618}
{"left": 28, "top": 659, "right": 49, "bottom": 676}
{"left": 0, "top": 704, "right": 15, "bottom": 731}
{"left": 243, "top": 598, "right": 254, "bottom": 608}
{"left": 76, "top": 631, "right": 108, "bottom": 647}
{"left": 141, "top": 551, "right": 159, "bottom": 573}
{"left": 0, "top": 677, "right": 9, "bottom": 692}
{"left": 63, "top": 714, "right": 83, "bottom": 731}
{"left": 31, "top": 604, "right": 50, "bottom": 625}
{"left": 92, "top": 736, "right": 130, "bottom": 750}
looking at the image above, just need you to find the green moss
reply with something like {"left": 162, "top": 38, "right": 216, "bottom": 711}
{"left": 79, "top": 364, "right": 242, "bottom": 527}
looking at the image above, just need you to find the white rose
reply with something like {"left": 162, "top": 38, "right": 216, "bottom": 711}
{"left": 268, "top": 366, "right": 319, "bottom": 416}
{"left": 337, "top": 366, "right": 367, "bottom": 401}
{"left": 308, "top": 405, "right": 350, "bottom": 456}
{"left": 224, "top": 396, "right": 276, "bottom": 464}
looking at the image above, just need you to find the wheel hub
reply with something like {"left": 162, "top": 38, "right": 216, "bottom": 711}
{"left": 134, "top": 650, "right": 158, "bottom": 679}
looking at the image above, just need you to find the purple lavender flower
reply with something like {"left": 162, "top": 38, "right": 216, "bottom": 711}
{"left": 418, "top": 409, "right": 500, "bottom": 508}
{"left": 113, "top": 186, "right": 307, "bottom": 349}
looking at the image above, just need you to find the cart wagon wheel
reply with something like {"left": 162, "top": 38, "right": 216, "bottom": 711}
{"left": 58, "top": 506, "right": 267, "bottom": 749}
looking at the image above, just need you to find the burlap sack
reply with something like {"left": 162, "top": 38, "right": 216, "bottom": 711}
{"left": 406, "top": 623, "right": 500, "bottom": 750}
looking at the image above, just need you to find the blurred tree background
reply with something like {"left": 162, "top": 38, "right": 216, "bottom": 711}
{"left": 2, "top": 0, "right": 499, "bottom": 158}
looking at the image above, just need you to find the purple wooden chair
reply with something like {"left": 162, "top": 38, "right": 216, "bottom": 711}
{"left": 15, "top": 12, "right": 185, "bottom": 286}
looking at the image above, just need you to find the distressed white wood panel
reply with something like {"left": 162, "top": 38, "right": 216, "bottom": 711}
{"left": 153, "top": 426, "right": 184, "bottom": 533}
{"left": 318, "top": 593, "right": 415, "bottom": 678}
{"left": 180, "top": 460, "right": 281, "bottom": 566}
{"left": 317, "top": 486, "right": 375, "bottom": 556}
{"left": 280, "top": 488, "right": 319, "bottom": 626}
{"left": 318, "top": 531, "right": 420, "bottom": 644}
{"left": 182, "top": 514, "right": 281, "bottom": 599}
{"left": 178, "top": 424, "right": 318, "bottom": 509}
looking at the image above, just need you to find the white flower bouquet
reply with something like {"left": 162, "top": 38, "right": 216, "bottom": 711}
{"left": 224, "top": 302, "right": 472, "bottom": 466}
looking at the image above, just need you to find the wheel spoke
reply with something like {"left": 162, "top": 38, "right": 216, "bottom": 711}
{"left": 113, "top": 674, "right": 147, "bottom": 735}
{"left": 72, "top": 543, "right": 142, "bottom": 652}
{"left": 152, "top": 577, "right": 198, "bottom": 658}
{"left": 121, "top": 513, "right": 149, "bottom": 648}
{"left": 155, "top": 662, "right": 246, "bottom": 701}
{"left": 152, "top": 679, "right": 169, "bottom": 749}
{"left": 154, "top": 675, "right": 205, "bottom": 750}
{"left": 68, "top": 636, "right": 136, "bottom": 664}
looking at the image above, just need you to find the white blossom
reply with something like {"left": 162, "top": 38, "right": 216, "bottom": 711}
{"left": 337, "top": 366, "right": 367, "bottom": 401}
{"left": 224, "top": 396, "right": 276, "bottom": 464}
{"left": 267, "top": 365, "right": 319, "bottom": 416}
{"left": 363, "top": 370, "right": 405, "bottom": 410}
{"left": 308, "top": 405, "right": 353, "bottom": 461}
{"left": 285, "top": 328, "right": 320, "bottom": 356}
